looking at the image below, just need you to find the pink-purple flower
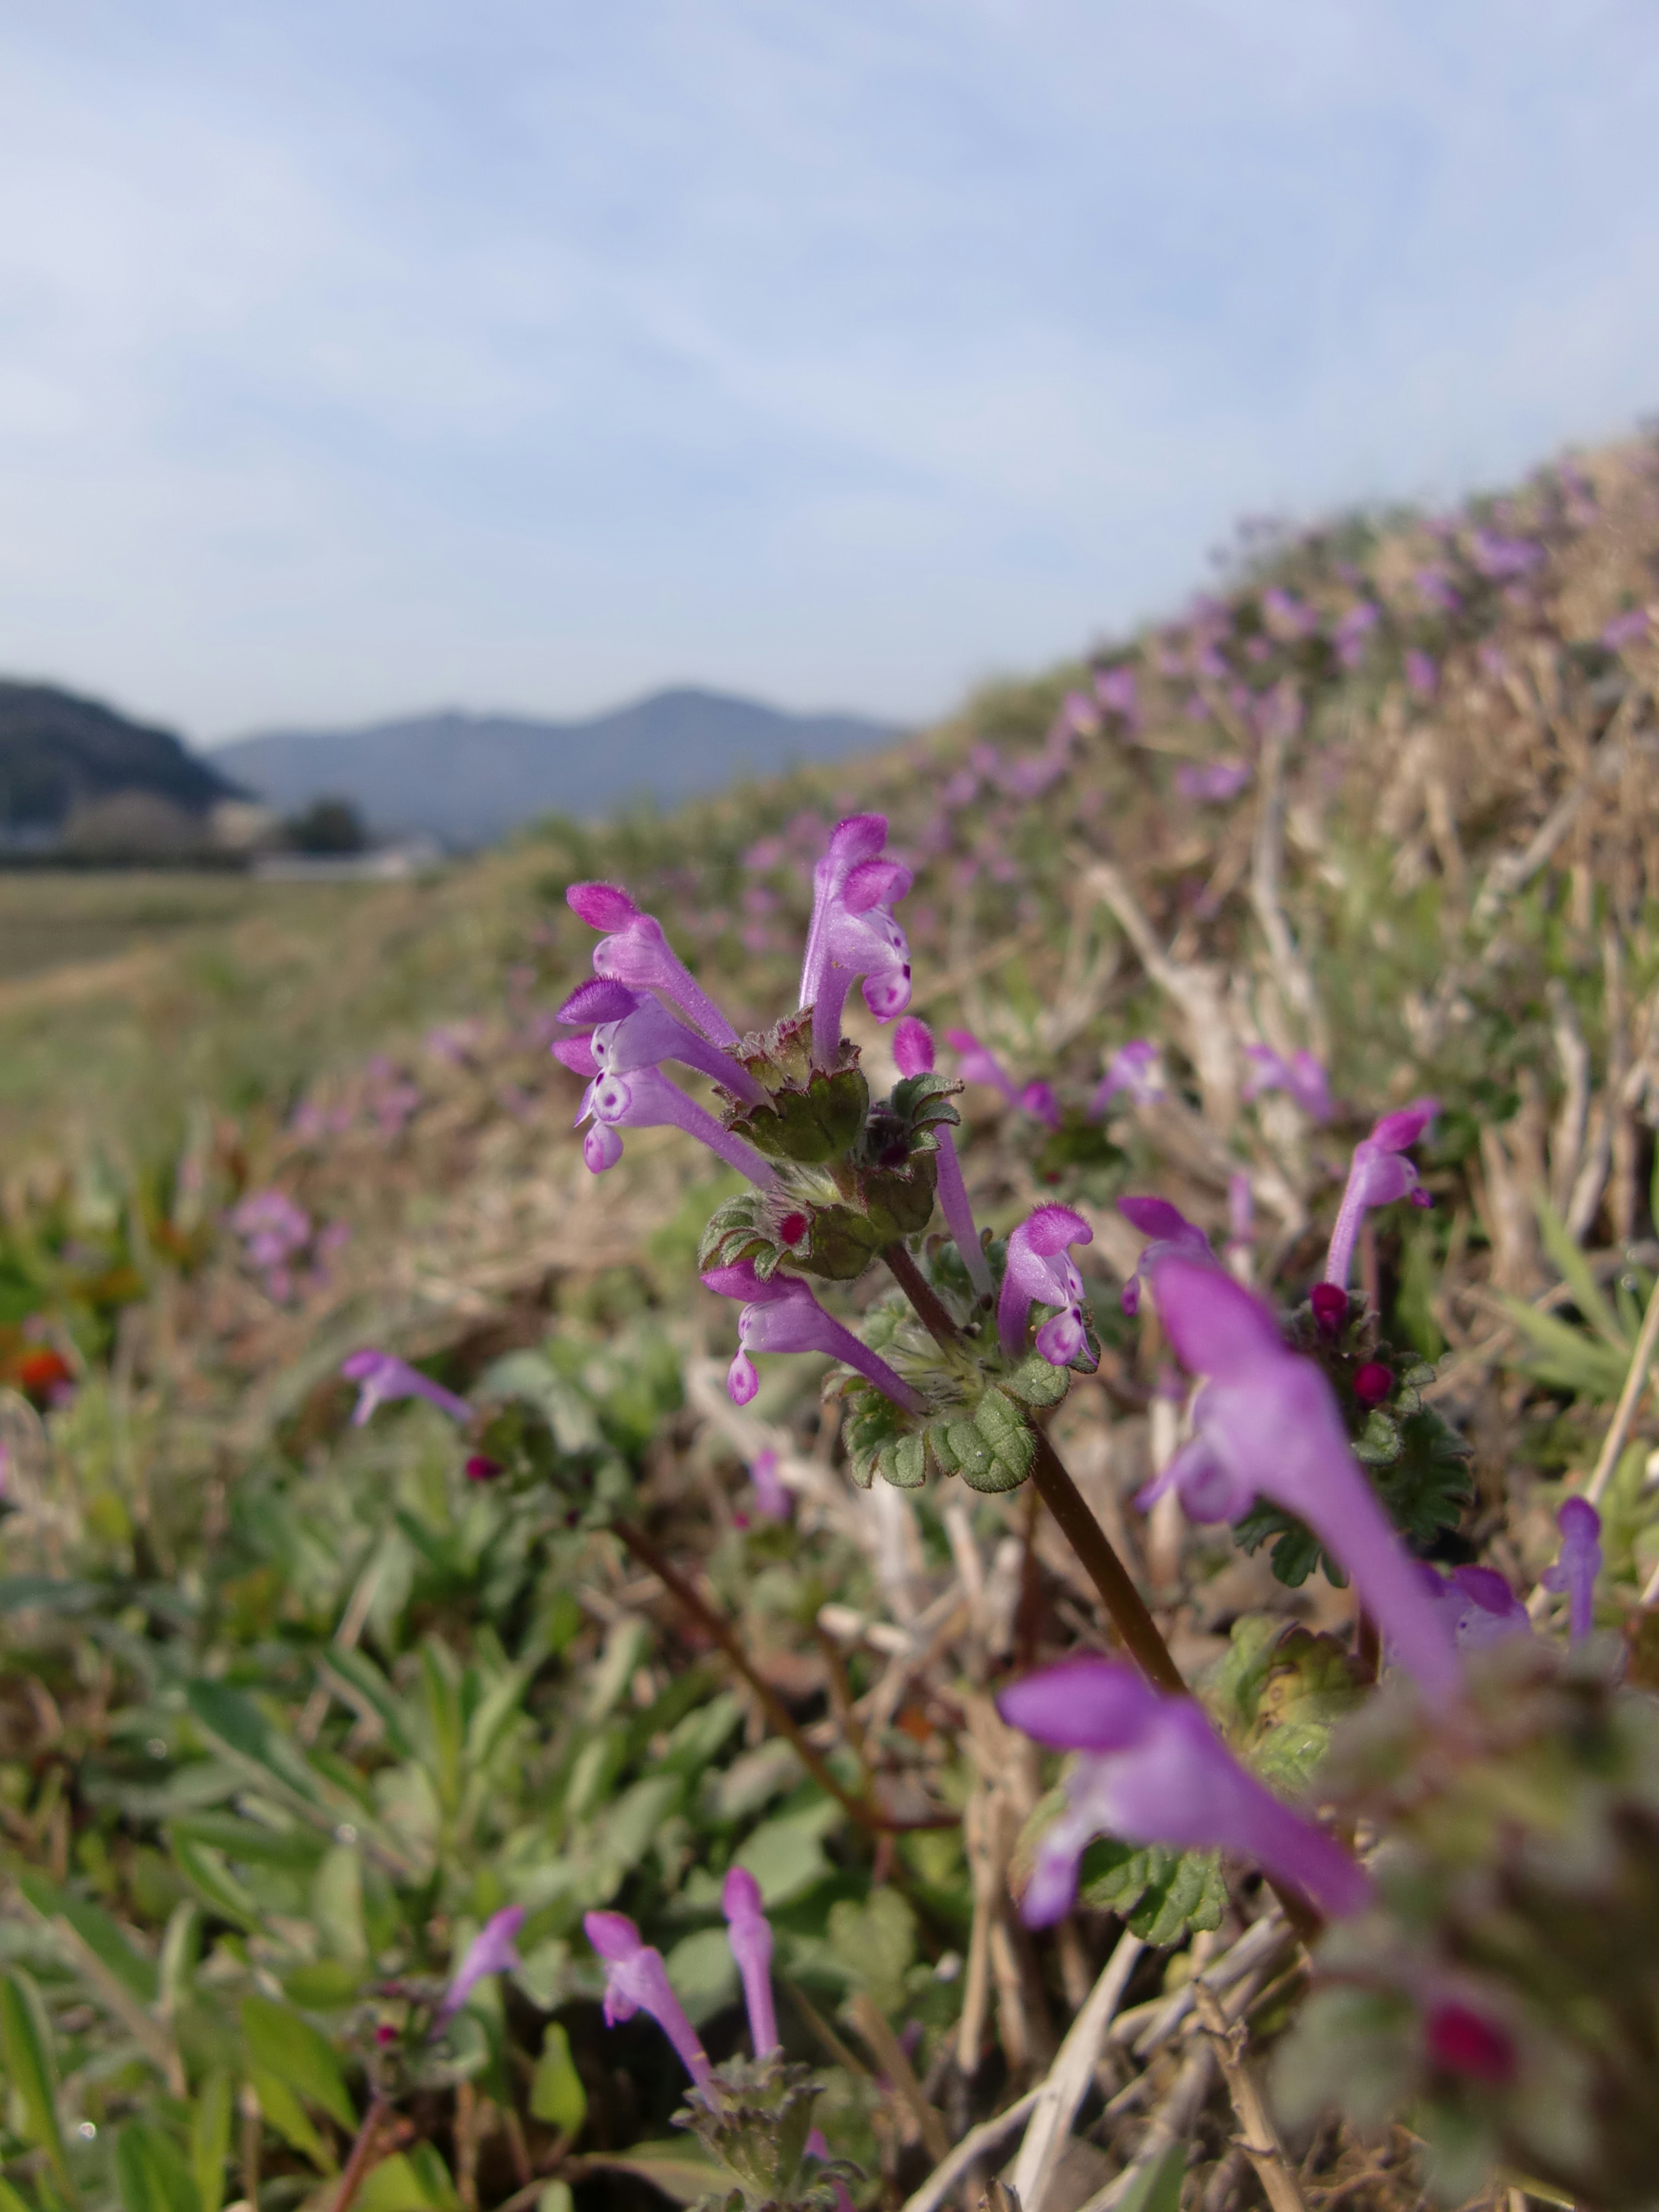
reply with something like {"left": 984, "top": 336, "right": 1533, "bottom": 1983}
{"left": 1242, "top": 1045, "right": 1333, "bottom": 1122}
{"left": 997, "top": 1658, "right": 1371, "bottom": 1927}
{"left": 1175, "top": 759, "right": 1252, "bottom": 804}
{"left": 568, "top": 883, "right": 739, "bottom": 1046}
{"left": 746, "top": 1447, "right": 791, "bottom": 1523}
{"left": 1541, "top": 1497, "right": 1602, "bottom": 1642}
{"left": 1323, "top": 1100, "right": 1437, "bottom": 1289}
{"left": 942, "top": 1027, "right": 1061, "bottom": 1129}
{"left": 1141, "top": 1258, "right": 1460, "bottom": 1700}
{"left": 998, "top": 1206, "right": 1094, "bottom": 1369}
{"left": 1116, "top": 1195, "right": 1212, "bottom": 1319}
{"left": 702, "top": 1261, "right": 925, "bottom": 1413}
{"left": 1419, "top": 1564, "right": 1530, "bottom": 1652}
{"left": 1092, "top": 1039, "right": 1164, "bottom": 1116}
{"left": 799, "top": 815, "right": 913, "bottom": 1065}
{"left": 340, "top": 1349, "right": 472, "bottom": 1428}
{"left": 584, "top": 1911, "right": 711, "bottom": 2085}
{"left": 893, "top": 1019, "right": 992, "bottom": 1297}
{"left": 440, "top": 1905, "right": 525, "bottom": 2020}
{"left": 721, "top": 1867, "right": 779, "bottom": 2056}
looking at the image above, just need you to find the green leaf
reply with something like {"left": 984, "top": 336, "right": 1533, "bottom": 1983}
{"left": 1535, "top": 1189, "right": 1627, "bottom": 1350}
{"left": 190, "top": 2072, "right": 232, "bottom": 2212}
{"left": 114, "top": 2125, "right": 198, "bottom": 2212}
{"left": 1112, "top": 2142, "right": 1187, "bottom": 2212}
{"left": 357, "top": 2153, "right": 458, "bottom": 2212}
{"left": 1076, "top": 1841, "right": 1226, "bottom": 1945}
{"left": 735, "top": 1805, "right": 840, "bottom": 1905}
{"left": 0, "top": 1972, "right": 72, "bottom": 2190}
{"left": 580, "top": 2144, "right": 732, "bottom": 2207}
{"left": 1001, "top": 1352, "right": 1071, "bottom": 1409}
{"left": 240, "top": 1996, "right": 356, "bottom": 2131}
{"left": 16, "top": 1872, "right": 158, "bottom": 2004}
{"left": 662, "top": 1929, "right": 738, "bottom": 2030}
{"left": 0, "top": 2178, "right": 41, "bottom": 2212}
{"left": 165, "top": 1835, "right": 262, "bottom": 1930}
{"left": 528, "top": 2023, "right": 587, "bottom": 2136}
{"left": 310, "top": 1847, "right": 367, "bottom": 1967}
{"left": 1496, "top": 1296, "right": 1630, "bottom": 1399}
{"left": 247, "top": 2070, "right": 334, "bottom": 2174}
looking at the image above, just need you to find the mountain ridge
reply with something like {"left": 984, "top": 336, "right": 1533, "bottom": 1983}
{"left": 210, "top": 685, "right": 906, "bottom": 848}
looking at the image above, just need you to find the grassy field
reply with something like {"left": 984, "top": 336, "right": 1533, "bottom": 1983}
{"left": 1, "top": 437, "right": 1658, "bottom": 2212}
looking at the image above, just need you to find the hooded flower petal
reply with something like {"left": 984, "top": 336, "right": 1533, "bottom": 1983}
{"left": 1541, "top": 1497, "right": 1602, "bottom": 1642}
{"left": 568, "top": 882, "right": 738, "bottom": 1043}
{"left": 998, "top": 1659, "right": 1371, "bottom": 1927}
{"left": 998, "top": 1205, "right": 1094, "bottom": 1368}
{"left": 1145, "top": 1258, "right": 1461, "bottom": 1700}
{"left": 340, "top": 1350, "right": 472, "bottom": 1427}
{"left": 799, "top": 815, "right": 913, "bottom": 1063}
{"left": 702, "top": 1262, "right": 925, "bottom": 1414}
{"left": 721, "top": 1867, "right": 779, "bottom": 2056}
{"left": 1324, "top": 1100, "right": 1438, "bottom": 1290}
{"left": 584, "top": 1911, "right": 711, "bottom": 2084}
{"left": 439, "top": 1906, "right": 525, "bottom": 2020}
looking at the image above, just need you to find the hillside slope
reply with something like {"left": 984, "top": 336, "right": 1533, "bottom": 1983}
{"left": 211, "top": 685, "right": 903, "bottom": 846}
{"left": 0, "top": 679, "right": 241, "bottom": 835}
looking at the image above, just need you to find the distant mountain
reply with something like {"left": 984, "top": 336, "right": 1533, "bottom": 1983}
{"left": 0, "top": 681, "right": 241, "bottom": 837}
{"left": 210, "top": 687, "right": 905, "bottom": 849}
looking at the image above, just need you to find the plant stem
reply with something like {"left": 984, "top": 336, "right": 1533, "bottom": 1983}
{"left": 333, "top": 2094, "right": 391, "bottom": 2212}
{"left": 1026, "top": 1430, "right": 1188, "bottom": 1695}
{"left": 613, "top": 1516, "right": 956, "bottom": 1835}
{"left": 883, "top": 1243, "right": 963, "bottom": 1351}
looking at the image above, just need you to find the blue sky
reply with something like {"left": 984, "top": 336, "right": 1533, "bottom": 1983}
{"left": 2, "top": 0, "right": 1657, "bottom": 740}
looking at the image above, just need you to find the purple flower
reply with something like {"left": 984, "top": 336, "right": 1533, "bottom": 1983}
{"left": 1420, "top": 1564, "right": 1530, "bottom": 1652}
{"left": 998, "top": 1205, "right": 1094, "bottom": 1369}
{"left": 568, "top": 883, "right": 739, "bottom": 1045}
{"left": 942, "top": 1028, "right": 1060, "bottom": 1128}
{"left": 747, "top": 1448, "right": 791, "bottom": 1523}
{"left": 1116, "top": 1195, "right": 1212, "bottom": 1319}
{"left": 1332, "top": 601, "right": 1380, "bottom": 668}
{"left": 1094, "top": 665, "right": 1139, "bottom": 722}
{"left": 1141, "top": 1259, "right": 1460, "bottom": 1699}
{"left": 440, "top": 1906, "right": 525, "bottom": 2020}
{"left": 1091, "top": 1039, "right": 1164, "bottom": 1116}
{"left": 1175, "top": 759, "right": 1252, "bottom": 804}
{"left": 1414, "top": 565, "right": 1462, "bottom": 614}
{"left": 340, "top": 1350, "right": 472, "bottom": 1427}
{"left": 1602, "top": 608, "right": 1650, "bottom": 652}
{"left": 562, "top": 1042, "right": 777, "bottom": 1187}
{"left": 1404, "top": 648, "right": 1438, "bottom": 701}
{"left": 1469, "top": 529, "right": 1543, "bottom": 581}
{"left": 702, "top": 1261, "right": 925, "bottom": 1414}
{"left": 1323, "top": 1099, "right": 1437, "bottom": 1289}
{"left": 893, "top": 1018, "right": 992, "bottom": 1297}
{"left": 721, "top": 1867, "right": 778, "bottom": 2056}
{"left": 1227, "top": 1172, "right": 1253, "bottom": 1250}
{"left": 1261, "top": 587, "right": 1318, "bottom": 642}
{"left": 584, "top": 1911, "right": 711, "bottom": 2085}
{"left": 556, "top": 979, "right": 766, "bottom": 1107}
{"left": 1241, "top": 1045, "right": 1333, "bottom": 1122}
{"left": 1541, "top": 1497, "right": 1602, "bottom": 1642}
{"left": 799, "top": 815, "right": 913, "bottom": 1065}
{"left": 997, "top": 1658, "right": 1371, "bottom": 1926}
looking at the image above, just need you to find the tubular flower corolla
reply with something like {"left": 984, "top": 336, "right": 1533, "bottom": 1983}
{"left": 1116, "top": 1194, "right": 1213, "bottom": 1319}
{"left": 1142, "top": 1257, "right": 1461, "bottom": 1701}
{"left": 340, "top": 1349, "right": 471, "bottom": 1427}
{"left": 893, "top": 1017, "right": 992, "bottom": 1297}
{"left": 1419, "top": 1564, "right": 1530, "bottom": 1651}
{"left": 1541, "top": 1497, "right": 1602, "bottom": 1642}
{"left": 702, "top": 1261, "right": 926, "bottom": 1414}
{"left": 721, "top": 1867, "right": 779, "bottom": 2057}
{"left": 798, "top": 814, "right": 913, "bottom": 1065}
{"left": 1091, "top": 1039, "right": 1164, "bottom": 1116}
{"left": 998, "top": 1205, "right": 1095, "bottom": 1369}
{"left": 440, "top": 1905, "right": 525, "bottom": 2020}
{"left": 554, "top": 979, "right": 767, "bottom": 1106}
{"left": 1241, "top": 1045, "right": 1333, "bottom": 1123}
{"left": 567, "top": 882, "right": 739, "bottom": 1044}
{"left": 942, "top": 1027, "right": 1060, "bottom": 1129}
{"left": 567, "top": 1059, "right": 777, "bottom": 1187}
{"left": 1323, "top": 1099, "right": 1437, "bottom": 1290}
{"left": 583, "top": 1911, "right": 711, "bottom": 2085}
{"left": 997, "top": 1658, "right": 1372, "bottom": 1928}
{"left": 747, "top": 1447, "right": 791, "bottom": 1523}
